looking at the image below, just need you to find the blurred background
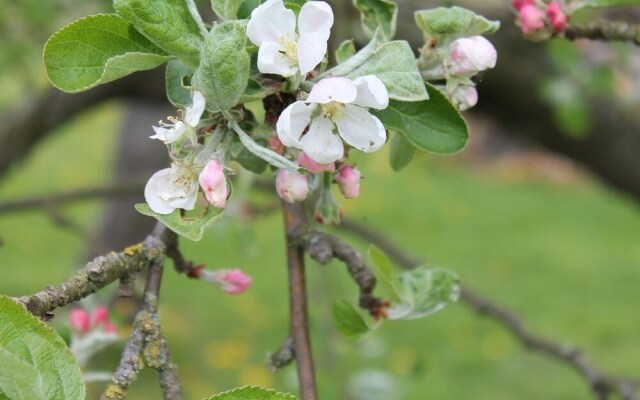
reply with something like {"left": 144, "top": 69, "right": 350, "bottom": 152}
{"left": 1, "top": 0, "right": 640, "bottom": 399}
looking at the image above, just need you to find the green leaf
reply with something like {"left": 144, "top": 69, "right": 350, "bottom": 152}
{"left": 389, "top": 131, "right": 416, "bottom": 171}
{"left": 211, "top": 0, "right": 244, "bottom": 19}
{"left": 353, "top": 0, "right": 397, "bottom": 41}
{"left": 166, "top": 60, "right": 193, "bottom": 108}
{"left": 44, "top": 14, "right": 170, "bottom": 93}
{"left": 239, "top": 79, "right": 274, "bottom": 104}
{"left": 372, "top": 83, "right": 468, "bottom": 154}
{"left": 332, "top": 299, "right": 370, "bottom": 341}
{"left": 114, "top": 0, "right": 204, "bottom": 69}
{"left": 203, "top": 385, "right": 298, "bottom": 400}
{"left": 0, "top": 296, "right": 85, "bottom": 400}
{"left": 335, "top": 40, "right": 356, "bottom": 64}
{"left": 231, "top": 124, "right": 300, "bottom": 172}
{"left": 316, "top": 30, "right": 382, "bottom": 80}
{"left": 577, "top": 0, "right": 640, "bottom": 7}
{"left": 415, "top": 6, "right": 499, "bottom": 42}
{"left": 346, "top": 40, "right": 428, "bottom": 101}
{"left": 192, "top": 21, "right": 250, "bottom": 112}
{"left": 135, "top": 204, "right": 224, "bottom": 241}
{"left": 230, "top": 135, "right": 268, "bottom": 174}
{"left": 387, "top": 268, "right": 460, "bottom": 320}
{"left": 368, "top": 245, "right": 401, "bottom": 303}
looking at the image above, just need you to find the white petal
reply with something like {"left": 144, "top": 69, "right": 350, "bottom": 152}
{"left": 297, "top": 32, "right": 327, "bottom": 75}
{"left": 300, "top": 116, "right": 344, "bottom": 163}
{"left": 276, "top": 101, "right": 314, "bottom": 148}
{"left": 150, "top": 126, "right": 170, "bottom": 142}
{"left": 149, "top": 122, "right": 188, "bottom": 144}
{"left": 246, "top": 0, "right": 296, "bottom": 46}
{"left": 336, "top": 105, "right": 386, "bottom": 153}
{"left": 257, "top": 41, "right": 298, "bottom": 76}
{"left": 168, "top": 182, "right": 198, "bottom": 211}
{"left": 144, "top": 169, "right": 176, "bottom": 215}
{"left": 298, "top": 1, "right": 333, "bottom": 40}
{"left": 306, "top": 77, "right": 357, "bottom": 104}
{"left": 184, "top": 90, "right": 206, "bottom": 126}
{"left": 353, "top": 75, "right": 389, "bottom": 110}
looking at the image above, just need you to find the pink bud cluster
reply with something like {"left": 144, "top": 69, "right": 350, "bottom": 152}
{"left": 192, "top": 267, "right": 253, "bottom": 294}
{"left": 512, "top": 0, "right": 567, "bottom": 35}
{"left": 199, "top": 160, "right": 229, "bottom": 209}
{"left": 69, "top": 306, "right": 117, "bottom": 334}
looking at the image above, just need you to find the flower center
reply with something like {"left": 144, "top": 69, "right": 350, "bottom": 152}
{"left": 321, "top": 101, "right": 345, "bottom": 122}
{"left": 279, "top": 34, "right": 298, "bottom": 64}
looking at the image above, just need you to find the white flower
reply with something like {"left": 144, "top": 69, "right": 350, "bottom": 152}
{"left": 276, "top": 76, "right": 389, "bottom": 163}
{"left": 150, "top": 91, "right": 206, "bottom": 144}
{"left": 144, "top": 164, "right": 199, "bottom": 214}
{"left": 448, "top": 36, "right": 497, "bottom": 77}
{"left": 246, "top": 0, "right": 333, "bottom": 77}
{"left": 451, "top": 85, "right": 478, "bottom": 111}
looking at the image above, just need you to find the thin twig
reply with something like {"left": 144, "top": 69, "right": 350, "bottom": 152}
{"left": 282, "top": 200, "right": 318, "bottom": 400}
{"left": 564, "top": 21, "right": 640, "bottom": 46}
{"left": 339, "top": 218, "right": 639, "bottom": 400}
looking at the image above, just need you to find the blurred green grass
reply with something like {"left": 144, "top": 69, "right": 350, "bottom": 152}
{"left": 1, "top": 104, "right": 639, "bottom": 400}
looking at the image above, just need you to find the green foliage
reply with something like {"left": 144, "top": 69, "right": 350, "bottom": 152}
{"left": 113, "top": 0, "right": 204, "bottom": 69}
{"left": 577, "top": 0, "right": 640, "bottom": 8}
{"left": 388, "top": 132, "right": 416, "bottom": 172}
{"left": 353, "top": 0, "right": 397, "bottom": 42}
{"left": 335, "top": 40, "right": 356, "bottom": 64}
{"left": 0, "top": 296, "right": 85, "bottom": 400}
{"left": 211, "top": 0, "right": 245, "bottom": 20}
{"left": 230, "top": 135, "right": 268, "bottom": 174}
{"left": 415, "top": 6, "right": 499, "bottom": 42}
{"left": 372, "top": 83, "right": 468, "bottom": 155}
{"left": 192, "top": 21, "right": 250, "bottom": 112}
{"left": 238, "top": 79, "right": 275, "bottom": 104}
{"left": 368, "top": 245, "right": 401, "bottom": 302}
{"left": 203, "top": 386, "right": 298, "bottom": 400}
{"left": 135, "top": 203, "right": 224, "bottom": 241}
{"left": 317, "top": 30, "right": 382, "bottom": 80}
{"left": 43, "top": 14, "right": 170, "bottom": 93}
{"left": 345, "top": 41, "right": 429, "bottom": 101}
{"left": 332, "top": 300, "right": 370, "bottom": 341}
{"left": 232, "top": 125, "right": 300, "bottom": 172}
{"left": 165, "top": 60, "right": 194, "bottom": 108}
{"left": 387, "top": 268, "right": 460, "bottom": 320}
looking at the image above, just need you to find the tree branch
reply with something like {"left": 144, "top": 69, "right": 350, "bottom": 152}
{"left": 564, "top": 21, "right": 640, "bottom": 45}
{"left": 282, "top": 200, "right": 318, "bottom": 400}
{"left": 339, "top": 218, "right": 639, "bottom": 400}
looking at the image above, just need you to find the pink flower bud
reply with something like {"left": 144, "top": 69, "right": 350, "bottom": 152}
{"left": 200, "top": 268, "right": 252, "bottom": 294}
{"left": 104, "top": 323, "right": 118, "bottom": 334}
{"left": 546, "top": 1, "right": 567, "bottom": 33}
{"left": 268, "top": 136, "right": 284, "bottom": 155}
{"left": 451, "top": 85, "right": 479, "bottom": 111}
{"left": 91, "top": 306, "right": 110, "bottom": 327}
{"left": 449, "top": 36, "right": 497, "bottom": 77}
{"left": 70, "top": 309, "right": 90, "bottom": 333}
{"left": 199, "top": 160, "right": 228, "bottom": 209}
{"left": 519, "top": 4, "right": 546, "bottom": 35}
{"left": 276, "top": 169, "right": 309, "bottom": 203}
{"left": 298, "top": 152, "right": 336, "bottom": 174}
{"left": 512, "top": 0, "right": 534, "bottom": 11}
{"left": 335, "top": 166, "right": 361, "bottom": 199}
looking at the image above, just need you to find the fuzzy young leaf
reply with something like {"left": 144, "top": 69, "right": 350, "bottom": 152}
{"left": 0, "top": 296, "right": 85, "bottom": 400}
{"left": 576, "top": 0, "right": 640, "bottom": 7}
{"left": 230, "top": 135, "right": 268, "bottom": 174}
{"left": 166, "top": 60, "right": 193, "bottom": 107}
{"left": 192, "top": 21, "right": 250, "bottom": 112}
{"left": 211, "top": 0, "right": 244, "bottom": 19}
{"left": 203, "top": 385, "right": 298, "bottom": 400}
{"left": 368, "top": 245, "right": 401, "bottom": 303}
{"left": 332, "top": 300, "right": 370, "bottom": 341}
{"left": 389, "top": 131, "right": 416, "bottom": 171}
{"left": 114, "top": 0, "right": 204, "bottom": 69}
{"left": 316, "top": 30, "right": 382, "bottom": 80}
{"left": 387, "top": 268, "right": 460, "bottom": 320}
{"left": 372, "top": 83, "right": 468, "bottom": 154}
{"left": 346, "top": 40, "right": 429, "bottom": 101}
{"left": 232, "top": 124, "right": 300, "bottom": 172}
{"left": 335, "top": 40, "right": 356, "bottom": 64}
{"left": 353, "top": 0, "right": 397, "bottom": 41}
{"left": 239, "top": 79, "right": 275, "bottom": 104}
{"left": 135, "top": 204, "right": 224, "bottom": 241}
{"left": 44, "top": 14, "right": 170, "bottom": 93}
{"left": 415, "top": 6, "right": 499, "bottom": 42}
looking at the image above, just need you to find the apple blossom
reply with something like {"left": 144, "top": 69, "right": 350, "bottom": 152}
{"left": 246, "top": 0, "right": 333, "bottom": 77}
{"left": 519, "top": 4, "right": 546, "bottom": 35}
{"left": 546, "top": 2, "right": 568, "bottom": 33}
{"left": 449, "top": 36, "right": 497, "bottom": 77}
{"left": 512, "top": 0, "right": 534, "bottom": 11}
{"left": 91, "top": 306, "right": 110, "bottom": 327}
{"left": 199, "top": 160, "right": 228, "bottom": 209}
{"left": 451, "top": 85, "right": 478, "bottom": 111}
{"left": 199, "top": 268, "right": 253, "bottom": 294}
{"left": 144, "top": 163, "right": 199, "bottom": 215}
{"left": 298, "top": 152, "right": 335, "bottom": 173}
{"left": 150, "top": 90, "right": 206, "bottom": 144}
{"left": 335, "top": 166, "right": 361, "bottom": 199}
{"left": 70, "top": 309, "right": 90, "bottom": 333}
{"left": 276, "top": 76, "right": 389, "bottom": 163}
{"left": 276, "top": 169, "right": 310, "bottom": 203}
